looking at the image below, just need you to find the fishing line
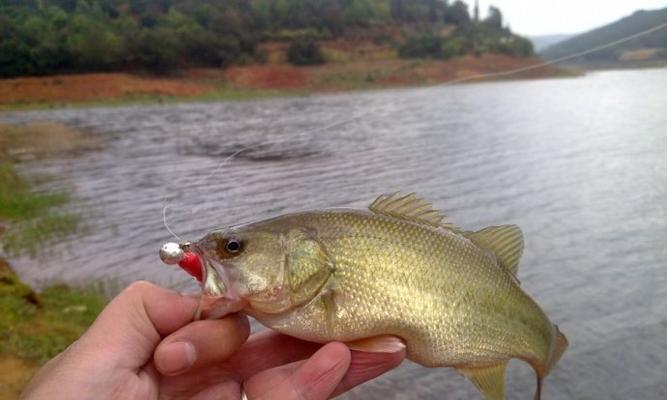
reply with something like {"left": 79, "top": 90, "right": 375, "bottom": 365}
{"left": 161, "top": 22, "right": 667, "bottom": 241}
{"left": 161, "top": 142, "right": 275, "bottom": 242}
{"left": 266, "top": 22, "right": 667, "bottom": 138}
{"left": 162, "top": 205, "right": 183, "bottom": 242}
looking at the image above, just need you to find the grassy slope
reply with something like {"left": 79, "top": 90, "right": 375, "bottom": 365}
{"left": 541, "top": 7, "right": 667, "bottom": 66}
{"left": 0, "top": 163, "right": 81, "bottom": 257}
{"left": 0, "top": 122, "right": 104, "bottom": 256}
{"left": 0, "top": 259, "right": 106, "bottom": 400}
{"left": 0, "top": 122, "right": 109, "bottom": 399}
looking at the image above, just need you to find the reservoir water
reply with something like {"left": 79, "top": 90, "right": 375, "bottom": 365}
{"left": 3, "top": 68, "right": 667, "bottom": 399}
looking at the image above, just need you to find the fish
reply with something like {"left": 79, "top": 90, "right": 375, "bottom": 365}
{"left": 182, "top": 192, "right": 568, "bottom": 400}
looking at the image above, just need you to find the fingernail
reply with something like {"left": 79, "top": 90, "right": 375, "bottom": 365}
{"left": 179, "top": 290, "right": 201, "bottom": 298}
{"left": 156, "top": 341, "right": 197, "bottom": 375}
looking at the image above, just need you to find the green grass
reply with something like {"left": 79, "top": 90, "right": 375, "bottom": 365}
{"left": 0, "top": 88, "right": 312, "bottom": 112}
{"left": 0, "top": 191, "right": 69, "bottom": 220}
{"left": 0, "top": 249, "right": 107, "bottom": 364}
{"left": 0, "top": 122, "right": 107, "bottom": 394}
{"left": 0, "top": 163, "right": 81, "bottom": 257}
{"left": 0, "top": 280, "right": 106, "bottom": 363}
{"left": 1, "top": 215, "right": 81, "bottom": 257}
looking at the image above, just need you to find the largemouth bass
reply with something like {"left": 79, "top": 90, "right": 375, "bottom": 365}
{"left": 174, "top": 193, "right": 568, "bottom": 400}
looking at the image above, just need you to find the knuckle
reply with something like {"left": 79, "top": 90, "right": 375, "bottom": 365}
{"left": 123, "top": 280, "right": 157, "bottom": 296}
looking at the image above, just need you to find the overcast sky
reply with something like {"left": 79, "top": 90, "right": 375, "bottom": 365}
{"left": 477, "top": 0, "right": 667, "bottom": 36}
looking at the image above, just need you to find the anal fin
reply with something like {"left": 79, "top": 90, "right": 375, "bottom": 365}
{"left": 346, "top": 335, "right": 406, "bottom": 353}
{"left": 458, "top": 363, "right": 507, "bottom": 400}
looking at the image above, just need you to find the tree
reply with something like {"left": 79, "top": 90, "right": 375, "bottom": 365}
{"left": 390, "top": 0, "right": 405, "bottom": 21}
{"left": 54, "top": 0, "right": 78, "bottom": 12}
{"left": 0, "top": 0, "right": 533, "bottom": 77}
{"left": 428, "top": 0, "right": 438, "bottom": 22}
{"left": 484, "top": 5, "right": 503, "bottom": 30}
{"left": 65, "top": 12, "right": 124, "bottom": 70}
{"left": 128, "top": 0, "right": 147, "bottom": 14}
{"left": 343, "top": 0, "right": 382, "bottom": 26}
{"left": 444, "top": 0, "right": 470, "bottom": 26}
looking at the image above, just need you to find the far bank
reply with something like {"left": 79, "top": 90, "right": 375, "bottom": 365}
{"left": 0, "top": 55, "right": 574, "bottom": 111}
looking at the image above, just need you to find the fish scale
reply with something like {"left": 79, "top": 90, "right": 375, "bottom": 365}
{"left": 193, "top": 193, "right": 568, "bottom": 400}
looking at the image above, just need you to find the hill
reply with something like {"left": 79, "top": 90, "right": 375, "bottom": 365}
{"left": 540, "top": 7, "right": 667, "bottom": 67}
{"left": 530, "top": 33, "right": 575, "bottom": 52}
{"left": 0, "top": 0, "right": 534, "bottom": 78}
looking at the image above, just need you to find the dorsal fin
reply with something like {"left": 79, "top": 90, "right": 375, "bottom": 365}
{"left": 464, "top": 225, "right": 524, "bottom": 277}
{"left": 369, "top": 192, "right": 461, "bottom": 231}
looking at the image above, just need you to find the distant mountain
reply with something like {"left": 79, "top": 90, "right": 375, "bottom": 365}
{"left": 540, "top": 7, "right": 667, "bottom": 67}
{"left": 530, "top": 34, "right": 576, "bottom": 52}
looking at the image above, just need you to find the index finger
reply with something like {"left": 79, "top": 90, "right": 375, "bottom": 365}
{"left": 227, "top": 330, "right": 405, "bottom": 385}
{"left": 332, "top": 347, "right": 405, "bottom": 396}
{"left": 228, "top": 330, "right": 322, "bottom": 380}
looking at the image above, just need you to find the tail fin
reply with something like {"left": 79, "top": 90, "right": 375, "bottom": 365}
{"left": 546, "top": 325, "right": 568, "bottom": 375}
{"left": 534, "top": 325, "right": 568, "bottom": 400}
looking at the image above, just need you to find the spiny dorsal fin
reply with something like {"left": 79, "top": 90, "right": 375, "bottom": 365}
{"left": 458, "top": 363, "right": 507, "bottom": 400}
{"left": 369, "top": 192, "right": 461, "bottom": 231}
{"left": 465, "top": 225, "right": 524, "bottom": 277}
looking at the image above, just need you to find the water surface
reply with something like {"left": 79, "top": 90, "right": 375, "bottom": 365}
{"left": 3, "top": 69, "right": 667, "bottom": 399}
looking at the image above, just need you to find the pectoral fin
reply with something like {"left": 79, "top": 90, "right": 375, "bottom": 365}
{"left": 286, "top": 229, "right": 334, "bottom": 307}
{"left": 458, "top": 363, "right": 507, "bottom": 400}
{"left": 346, "top": 335, "right": 406, "bottom": 353}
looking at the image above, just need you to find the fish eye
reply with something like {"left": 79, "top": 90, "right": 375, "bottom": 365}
{"left": 224, "top": 238, "right": 243, "bottom": 254}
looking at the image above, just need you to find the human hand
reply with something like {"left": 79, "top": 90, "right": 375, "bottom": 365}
{"left": 21, "top": 281, "right": 405, "bottom": 400}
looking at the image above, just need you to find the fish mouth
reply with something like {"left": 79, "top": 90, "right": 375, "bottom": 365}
{"left": 188, "top": 243, "right": 233, "bottom": 298}
{"left": 190, "top": 244, "right": 247, "bottom": 318}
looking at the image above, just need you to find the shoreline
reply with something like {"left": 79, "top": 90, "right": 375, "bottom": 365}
{"left": 0, "top": 120, "right": 109, "bottom": 398}
{"left": 0, "top": 55, "right": 579, "bottom": 112}
{"left": 0, "top": 256, "right": 107, "bottom": 399}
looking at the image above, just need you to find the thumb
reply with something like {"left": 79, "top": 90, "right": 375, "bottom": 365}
{"left": 21, "top": 282, "right": 200, "bottom": 400}
{"left": 76, "top": 281, "right": 199, "bottom": 369}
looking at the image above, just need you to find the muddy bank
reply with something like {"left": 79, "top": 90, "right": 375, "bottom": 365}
{"left": 0, "top": 55, "right": 569, "bottom": 109}
{"left": 0, "top": 257, "right": 106, "bottom": 400}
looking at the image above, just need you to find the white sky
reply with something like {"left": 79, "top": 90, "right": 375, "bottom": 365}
{"left": 477, "top": 0, "right": 667, "bottom": 36}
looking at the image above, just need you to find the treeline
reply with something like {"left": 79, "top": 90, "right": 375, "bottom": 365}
{"left": 0, "top": 0, "right": 533, "bottom": 77}
{"left": 397, "top": 5, "right": 533, "bottom": 60}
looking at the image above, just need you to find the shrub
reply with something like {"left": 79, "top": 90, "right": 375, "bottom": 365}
{"left": 398, "top": 35, "right": 445, "bottom": 59}
{"left": 286, "top": 38, "right": 326, "bottom": 66}
{"left": 442, "top": 37, "right": 468, "bottom": 58}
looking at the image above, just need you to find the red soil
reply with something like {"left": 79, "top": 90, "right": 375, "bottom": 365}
{"left": 0, "top": 73, "right": 213, "bottom": 105}
{"left": 223, "top": 65, "right": 309, "bottom": 90}
{"left": 0, "top": 55, "right": 563, "bottom": 106}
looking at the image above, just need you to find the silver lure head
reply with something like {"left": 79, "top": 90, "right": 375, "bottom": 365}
{"left": 159, "top": 242, "right": 184, "bottom": 264}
